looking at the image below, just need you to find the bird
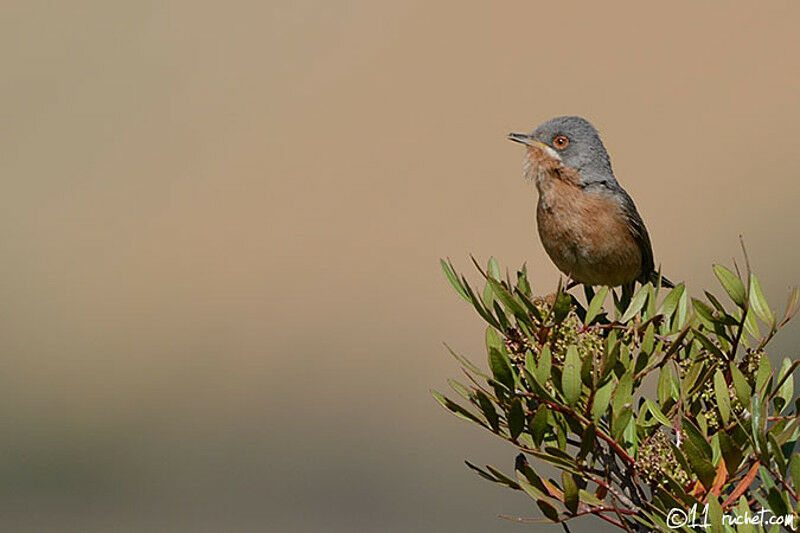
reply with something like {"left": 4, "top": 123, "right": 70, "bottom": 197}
{"left": 508, "top": 116, "right": 673, "bottom": 289}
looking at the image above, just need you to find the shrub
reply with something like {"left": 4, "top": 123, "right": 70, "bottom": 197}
{"left": 434, "top": 256, "right": 800, "bottom": 532}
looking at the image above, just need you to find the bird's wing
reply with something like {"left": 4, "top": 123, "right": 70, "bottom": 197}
{"left": 590, "top": 181, "right": 655, "bottom": 277}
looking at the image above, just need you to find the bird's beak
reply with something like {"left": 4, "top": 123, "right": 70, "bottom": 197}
{"left": 507, "top": 132, "right": 540, "bottom": 147}
{"left": 507, "top": 133, "right": 562, "bottom": 162}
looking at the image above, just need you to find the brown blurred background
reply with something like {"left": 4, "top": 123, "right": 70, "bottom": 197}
{"left": 1, "top": 1, "right": 799, "bottom": 531}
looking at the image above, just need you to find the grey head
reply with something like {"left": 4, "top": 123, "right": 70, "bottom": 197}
{"left": 509, "top": 116, "right": 616, "bottom": 186}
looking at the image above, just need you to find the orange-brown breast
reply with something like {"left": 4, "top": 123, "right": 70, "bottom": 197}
{"left": 530, "top": 153, "right": 642, "bottom": 286}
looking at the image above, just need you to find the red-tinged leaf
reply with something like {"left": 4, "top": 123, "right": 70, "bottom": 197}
{"left": 706, "top": 460, "right": 729, "bottom": 500}
{"left": 722, "top": 462, "right": 760, "bottom": 509}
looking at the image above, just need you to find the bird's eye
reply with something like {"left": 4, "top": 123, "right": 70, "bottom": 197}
{"left": 553, "top": 135, "right": 569, "bottom": 149}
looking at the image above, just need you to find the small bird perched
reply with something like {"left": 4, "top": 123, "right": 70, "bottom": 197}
{"left": 508, "top": 116, "right": 673, "bottom": 288}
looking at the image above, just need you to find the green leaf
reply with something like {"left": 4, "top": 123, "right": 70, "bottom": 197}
{"left": 562, "top": 471, "right": 579, "bottom": 514}
{"left": 487, "top": 278, "right": 528, "bottom": 322}
{"left": 707, "top": 496, "right": 723, "bottom": 533}
{"left": 475, "top": 391, "right": 500, "bottom": 431}
{"left": 620, "top": 284, "right": 649, "bottom": 322}
{"left": 488, "top": 348, "right": 514, "bottom": 389}
{"left": 464, "top": 461, "right": 498, "bottom": 483}
{"left": 577, "top": 424, "right": 596, "bottom": 462}
{"left": 431, "top": 391, "right": 487, "bottom": 427}
{"left": 536, "top": 345, "right": 552, "bottom": 385}
{"left": 440, "top": 259, "right": 470, "bottom": 302}
{"left": 552, "top": 291, "right": 571, "bottom": 324}
{"left": 584, "top": 286, "right": 609, "bottom": 325}
{"left": 592, "top": 379, "right": 614, "bottom": 422}
{"left": 790, "top": 452, "right": 800, "bottom": 497}
{"left": 658, "top": 365, "right": 677, "bottom": 405}
{"left": 447, "top": 378, "right": 471, "bottom": 401}
{"left": 748, "top": 275, "right": 775, "bottom": 327}
{"left": 515, "top": 468, "right": 548, "bottom": 500}
{"left": 730, "top": 363, "right": 752, "bottom": 407}
{"left": 507, "top": 398, "right": 525, "bottom": 440}
{"left": 683, "top": 418, "right": 713, "bottom": 459}
{"left": 658, "top": 283, "right": 685, "bottom": 320}
{"left": 713, "top": 264, "right": 747, "bottom": 308}
{"left": 562, "top": 346, "right": 582, "bottom": 406}
{"left": 766, "top": 487, "right": 789, "bottom": 517}
{"left": 682, "top": 437, "right": 716, "bottom": 489}
{"left": 530, "top": 404, "right": 548, "bottom": 447}
{"left": 641, "top": 323, "right": 655, "bottom": 354}
{"left": 485, "top": 465, "right": 522, "bottom": 490}
{"left": 779, "top": 287, "right": 800, "bottom": 327}
{"left": 774, "top": 357, "right": 795, "bottom": 414}
{"left": 713, "top": 370, "right": 731, "bottom": 425}
{"left": 755, "top": 355, "right": 772, "bottom": 394}
{"left": 536, "top": 499, "right": 560, "bottom": 522}
{"left": 644, "top": 399, "right": 671, "bottom": 427}
{"left": 750, "top": 393, "right": 767, "bottom": 456}
{"left": 486, "top": 257, "right": 501, "bottom": 280}
{"left": 718, "top": 430, "right": 744, "bottom": 473}
{"left": 693, "top": 329, "right": 725, "bottom": 360}
{"left": 612, "top": 407, "right": 633, "bottom": 441}
{"left": 612, "top": 372, "right": 633, "bottom": 415}
{"left": 524, "top": 349, "right": 536, "bottom": 374}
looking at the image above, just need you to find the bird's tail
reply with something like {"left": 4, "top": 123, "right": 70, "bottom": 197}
{"left": 647, "top": 270, "right": 675, "bottom": 289}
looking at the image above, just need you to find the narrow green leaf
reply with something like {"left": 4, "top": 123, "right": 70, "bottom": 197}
{"left": 779, "top": 287, "right": 800, "bottom": 327}
{"left": 524, "top": 349, "right": 536, "bottom": 374}
{"left": 620, "top": 285, "right": 649, "bottom": 322}
{"left": 584, "top": 286, "right": 609, "bottom": 325}
{"left": 766, "top": 487, "right": 788, "bottom": 517}
{"left": 713, "top": 370, "right": 731, "bottom": 425}
{"left": 552, "top": 291, "right": 571, "bottom": 324}
{"left": 755, "top": 355, "right": 772, "bottom": 394}
{"left": 592, "top": 379, "right": 614, "bottom": 422}
{"left": 641, "top": 323, "right": 655, "bottom": 354}
{"left": 489, "top": 348, "right": 514, "bottom": 389}
{"left": 507, "top": 398, "right": 525, "bottom": 440}
{"left": 749, "top": 275, "right": 775, "bottom": 327}
{"left": 730, "top": 363, "right": 752, "bottom": 407}
{"left": 658, "top": 365, "right": 677, "bottom": 405}
{"left": 530, "top": 404, "right": 548, "bottom": 447}
{"left": 683, "top": 418, "right": 713, "bottom": 459}
{"left": 612, "top": 406, "right": 633, "bottom": 441}
{"left": 790, "top": 453, "right": 800, "bottom": 497}
{"left": 750, "top": 393, "right": 767, "bottom": 456}
{"left": 536, "top": 345, "right": 552, "bottom": 385}
{"left": 440, "top": 259, "right": 470, "bottom": 302}
{"left": 774, "top": 357, "right": 795, "bottom": 414}
{"left": 658, "top": 283, "right": 685, "bottom": 320}
{"left": 562, "top": 346, "right": 582, "bottom": 406}
{"left": 713, "top": 264, "right": 747, "bottom": 308}
{"left": 536, "top": 499, "right": 560, "bottom": 522}
{"left": 464, "top": 461, "right": 498, "bottom": 483}
{"left": 682, "top": 437, "right": 716, "bottom": 489}
{"left": 475, "top": 391, "right": 500, "bottom": 431}
{"left": 644, "top": 399, "right": 672, "bottom": 427}
{"left": 707, "top": 496, "right": 723, "bottom": 533}
{"left": 718, "top": 430, "right": 744, "bottom": 473}
{"left": 486, "top": 257, "right": 501, "bottom": 280}
{"left": 612, "top": 372, "right": 633, "bottom": 415}
{"left": 562, "top": 471, "right": 579, "bottom": 514}
{"left": 485, "top": 465, "right": 522, "bottom": 490}
{"left": 447, "top": 378, "right": 471, "bottom": 401}
{"left": 431, "top": 391, "right": 486, "bottom": 427}
{"left": 487, "top": 278, "right": 528, "bottom": 323}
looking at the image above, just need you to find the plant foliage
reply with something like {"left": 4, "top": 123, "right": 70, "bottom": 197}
{"left": 434, "top": 256, "right": 800, "bottom": 532}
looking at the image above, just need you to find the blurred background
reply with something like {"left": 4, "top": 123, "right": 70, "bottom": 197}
{"left": 1, "top": 1, "right": 799, "bottom": 531}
